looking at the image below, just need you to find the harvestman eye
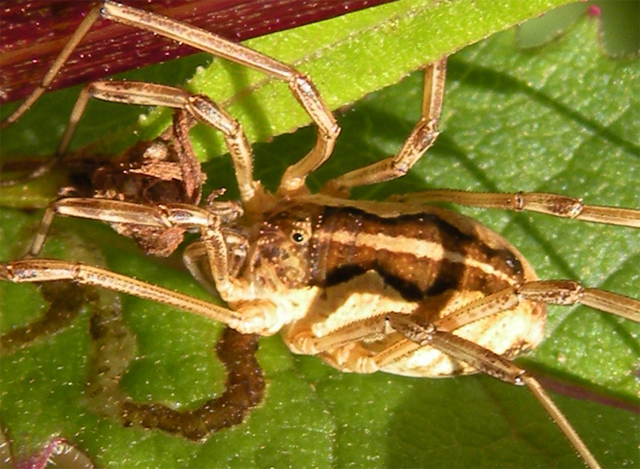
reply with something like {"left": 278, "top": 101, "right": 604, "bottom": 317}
{"left": 0, "top": 2, "right": 638, "bottom": 469}
{"left": 291, "top": 231, "right": 307, "bottom": 243}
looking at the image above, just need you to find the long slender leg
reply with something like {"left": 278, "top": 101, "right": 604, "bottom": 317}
{"left": 0, "top": 6, "right": 103, "bottom": 129}
{"left": 57, "top": 80, "right": 264, "bottom": 207}
{"left": 284, "top": 277, "right": 638, "bottom": 466}
{"left": 28, "top": 197, "right": 242, "bottom": 257}
{"left": 100, "top": 1, "right": 340, "bottom": 195}
{"left": 387, "top": 313, "right": 603, "bottom": 469}
{"left": 287, "top": 280, "right": 640, "bottom": 359}
{"left": 0, "top": 259, "right": 244, "bottom": 328}
{"left": 397, "top": 189, "right": 640, "bottom": 227}
{"left": 436, "top": 280, "right": 640, "bottom": 329}
{"left": 285, "top": 314, "right": 389, "bottom": 356}
{"left": 2, "top": 1, "right": 339, "bottom": 196}
{"left": 322, "top": 58, "right": 447, "bottom": 195}
{"left": 373, "top": 280, "right": 640, "bottom": 368}
{"left": 0, "top": 258, "right": 288, "bottom": 335}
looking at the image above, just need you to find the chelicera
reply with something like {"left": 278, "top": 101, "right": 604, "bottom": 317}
{"left": 0, "top": 2, "right": 638, "bottom": 468}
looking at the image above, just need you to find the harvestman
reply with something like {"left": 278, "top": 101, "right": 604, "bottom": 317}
{"left": 1, "top": 2, "right": 639, "bottom": 468}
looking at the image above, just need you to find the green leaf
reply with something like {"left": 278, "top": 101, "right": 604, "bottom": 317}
{"left": 516, "top": 0, "right": 640, "bottom": 58}
{"left": 1, "top": 0, "right": 573, "bottom": 169}
{"left": 1, "top": 1, "right": 638, "bottom": 468}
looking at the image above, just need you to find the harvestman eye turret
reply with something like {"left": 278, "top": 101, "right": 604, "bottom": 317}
{"left": 1, "top": 2, "right": 639, "bottom": 468}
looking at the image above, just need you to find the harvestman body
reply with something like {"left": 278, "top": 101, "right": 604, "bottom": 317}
{"left": 1, "top": 2, "right": 639, "bottom": 468}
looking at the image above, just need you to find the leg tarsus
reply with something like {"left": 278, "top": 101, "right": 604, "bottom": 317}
{"left": 0, "top": 5, "right": 103, "bottom": 129}
{"left": 397, "top": 189, "right": 640, "bottom": 228}
{"left": 522, "top": 375, "right": 602, "bottom": 469}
